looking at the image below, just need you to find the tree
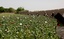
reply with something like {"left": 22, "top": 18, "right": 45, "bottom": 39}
{"left": 8, "top": 7, "right": 15, "bottom": 13}
{"left": 4, "top": 8, "right": 9, "bottom": 12}
{"left": 0, "top": 6, "right": 5, "bottom": 13}
{"left": 16, "top": 7, "right": 24, "bottom": 13}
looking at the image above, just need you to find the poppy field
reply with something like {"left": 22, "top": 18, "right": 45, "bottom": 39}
{"left": 0, "top": 13, "right": 59, "bottom": 39}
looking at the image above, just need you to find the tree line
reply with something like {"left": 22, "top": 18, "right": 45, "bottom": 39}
{"left": 0, "top": 6, "right": 28, "bottom": 13}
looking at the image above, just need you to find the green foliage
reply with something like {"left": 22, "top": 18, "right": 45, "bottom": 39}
{"left": 4, "top": 8, "right": 9, "bottom": 12}
{"left": 0, "top": 14, "right": 59, "bottom": 39}
{"left": 0, "top": 7, "right": 5, "bottom": 13}
{"left": 17, "top": 7, "right": 24, "bottom": 11}
{"left": 8, "top": 7, "right": 16, "bottom": 13}
{"left": 0, "top": 6, "right": 26, "bottom": 13}
{"left": 0, "top": 6, "right": 16, "bottom": 13}
{"left": 16, "top": 7, "right": 24, "bottom": 13}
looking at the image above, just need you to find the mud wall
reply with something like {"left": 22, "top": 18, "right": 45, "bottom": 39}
{"left": 19, "top": 8, "right": 64, "bottom": 16}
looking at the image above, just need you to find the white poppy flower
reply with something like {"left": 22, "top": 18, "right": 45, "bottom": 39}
{"left": 3, "top": 16, "right": 5, "bottom": 18}
{"left": 33, "top": 15, "right": 35, "bottom": 18}
{"left": 5, "top": 29, "right": 7, "bottom": 31}
{"left": 7, "top": 30, "right": 9, "bottom": 33}
{"left": 16, "top": 32, "right": 19, "bottom": 34}
{"left": 17, "top": 17, "right": 19, "bottom": 19}
{"left": 20, "top": 23, "right": 22, "bottom": 25}
{"left": 45, "top": 21, "right": 47, "bottom": 23}
{"left": 30, "top": 20, "right": 32, "bottom": 21}
{"left": 2, "top": 36, "right": 4, "bottom": 37}
{"left": 21, "top": 29, "right": 23, "bottom": 32}
{"left": 0, "top": 30, "right": 2, "bottom": 32}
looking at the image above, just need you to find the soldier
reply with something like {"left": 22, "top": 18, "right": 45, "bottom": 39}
{"left": 54, "top": 13, "right": 64, "bottom": 39}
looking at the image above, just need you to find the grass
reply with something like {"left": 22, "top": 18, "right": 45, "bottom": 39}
{"left": 0, "top": 13, "right": 59, "bottom": 39}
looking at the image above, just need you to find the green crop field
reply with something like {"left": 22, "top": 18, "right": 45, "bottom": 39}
{"left": 0, "top": 13, "right": 59, "bottom": 39}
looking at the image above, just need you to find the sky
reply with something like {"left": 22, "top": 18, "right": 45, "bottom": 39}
{"left": 0, "top": 0, "right": 64, "bottom": 11}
